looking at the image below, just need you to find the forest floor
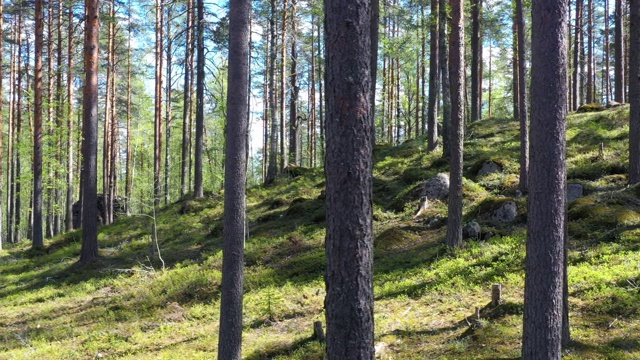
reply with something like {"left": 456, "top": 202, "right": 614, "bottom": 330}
{"left": 1, "top": 106, "right": 639, "bottom": 359}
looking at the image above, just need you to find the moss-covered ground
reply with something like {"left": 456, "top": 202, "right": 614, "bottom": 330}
{"left": 1, "top": 106, "right": 639, "bottom": 359}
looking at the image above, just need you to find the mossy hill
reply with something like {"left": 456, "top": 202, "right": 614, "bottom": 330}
{"left": 1, "top": 106, "right": 639, "bottom": 359}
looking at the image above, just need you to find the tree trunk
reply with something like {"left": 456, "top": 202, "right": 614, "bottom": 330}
{"left": 125, "top": 0, "right": 133, "bottom": 214}
{"left": 165, "top": 5, "right": 173, "bottom": 205}
{"left": 194, "top": 0, "right": 205, "bottom": 197}
{"left": 33, "top": 0, "right": 44, "bottom": 248}
{"left": 427, "top": 0, "right": 439, "bottom": 151}
{"left": 470, "top": 0, "right": 482, "bottom": 122}
{"left": 446, "top": 0, "right": 465, "bottom": 248}
{"left": 629, "top": 0, "right": 640, "bottom": 183}
{"left": 615, "top": 0, "right": 625, "bottom": 103}
{"left": 516, "top": 0, "right": 529, "bottom": 194}
{"left": 604, "top": 0, "right": 611, "bottom": 104}
{"left": 181, "top": 0, "right": 194, "bottom": 197}
{"left": 586, "top": 0, "right": 594, "bottom": 103}
{"left": 266, "top": 0, "right": 279, "bottom": 184}
{"left": 289, "top": 0, "right": 300, "bottom": 166}
{"left": 14, "top": 13, "right": 24, "bottom": 244}
{"left": 324, "top": 0, "right": 375, "bottom": 358}
{"left": 440, "top": 0, "right": 451, "bottom": 159}
{"left": 154, "top": 0, "right": 165, "bottom": 205}
{"left": 280, "top": 0, "right": 288, "bottom": 171}
{"left": 522, "top": 0, "right": 568, "bottom": 357}
{"left": 217, "top": 0, "right": 251, "bottom": 358}
{"left": 573, "top": 0, "right": 583, "bottom": 110}
{"left": 80, "top": 0, "right": 101, "bottom": 265}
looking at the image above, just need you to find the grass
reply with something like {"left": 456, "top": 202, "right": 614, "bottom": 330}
{"left": 1, "top": 106, "right": 640, "bottom": 359}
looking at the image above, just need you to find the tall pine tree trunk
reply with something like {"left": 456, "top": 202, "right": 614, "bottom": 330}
{"left": 522, "top": 0, "right": 568, "bottom": 356}
{"left": 470, "top": 0, "right": 482, "bottom": 122}
{"left": 516, "top": 0, "right": 529, "bottom": 193}
{"left": 154, "top": 0, "right": 165, "bottom": 205}
{"left": 446, "top": 0, "right": 465, "bottom": 248}
{"left": 427, "top": 0, "right": 439, "bottom": 151}
{"left": 440, "top": 0, "right": 451, "bottom": 158}
{"left": 324, "top": 0, "right": 375, "bottom": 357}
{"left": 629, "top": 0, "right": 640, "bottom": 183}
{"left": 217, "top": 0, "right": 251, "bottom": 357}
{"left": 33, "top": 0, "right": 45, "bottom": 248}
{"left": 194, "top": 0, "right": 205, "bottom": 197}
{"left": 615, "top": 0, "right": 626, "bottom": 103}
{"left": 181, "top": 0, "right": 193, "bottom": 197}
{"left": 80, "top": 0, "right": 101, "bottom": 264}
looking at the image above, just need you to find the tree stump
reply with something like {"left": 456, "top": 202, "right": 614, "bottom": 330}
{"left": 313, "top": 321, "right": 325, "bottom": 342}
{"left": 491, "top": 284, "right": 502, "bottom": 307}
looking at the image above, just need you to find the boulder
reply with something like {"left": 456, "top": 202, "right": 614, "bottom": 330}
{"left": 491, "top": 201, "right": 517, "bottom": 223}
{"left": 463, "top": 221, "right": 481, "bottom": 240}
{"left": 477, "top": 161, "right": 502, "bottom": 177}
{"left": 422, "top": 173, "right": 450, "bottom": 200}
{"left": 576, "top": 103, "right": 605, "bottom": 113}
{"left": 567, "top": 183, "right": 584, "bottom": 203}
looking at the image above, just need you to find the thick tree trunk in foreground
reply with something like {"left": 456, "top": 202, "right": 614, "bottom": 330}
{"left": 324, "top": 0, "right": 375, "bottom": 358}
{"left": 80, "top": 0, "right": 100, "bottom": 264}
{"left": 522, "top": 0, "right": 569, "bottom": 357}
{"left": 217, "top": 0, "right": 251, "bottom": 358}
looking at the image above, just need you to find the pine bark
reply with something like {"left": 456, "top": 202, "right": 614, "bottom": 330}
{"left": 181, "top": 0, "right": 194, "bottom": 197}
{"left": 289, "top": 0, "right": 300, "bottom": 166}
{"left": 446, "top": 0, "right": 465, "bottom": 248}
{"left": 33, "top": 0, "right": 45, "bottom": 248}
{"left": 615, "top": 0, "right": 625, "bottom": 103}
{"left": 516, "top": 0, "right": 529, "bottom": 193}
{"left": 573, "top": 0, "right": 583, "bottom": 110}
{"left": 427, "top": 0, "right": 439, "bottom": 151}
{"left": 324, "top": 0, "right": 375, "bottom": 358}
{"left": 439, "top": 0, "right": 451, "bottom": 158}
{"left": 154, "top": 0, "right": 165, "bottom": 205}
{"left": 266, "top": 0, "right": 279, "bottom": 184}
{"left": 80, "top": 0, "right": 101, "bottom": 264}
{"left": 470, "top": 0, "right": 482, "bottom": 122}
{"left": 522, "top": 0, "right": 569, "bottom": 357}
{"left": 217, "top": 0, "right": 251, "bottom": 358}
{"left": 194, "top": 0, "right": 205, "bottom": 197}
{"left": 629, "top": 0, "right": 640, "bottom": 183}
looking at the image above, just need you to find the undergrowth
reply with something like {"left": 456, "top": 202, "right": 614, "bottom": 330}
{"left": 0, "top": 106, "right": 639, "bottom": 359}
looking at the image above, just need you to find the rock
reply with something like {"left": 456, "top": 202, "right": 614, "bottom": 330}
{"left": 422, "top": 173, "right": 450, "bottom": 200}
{"left": 425, "top": 216, "right": 445, "bottom": 229}
{"left": 607, "top": 101, "right": 623, "bottom": 108}
{"left": 576, "top": 103, "right": 605, "bottom": 113}
{"left": 477, "top": 161, "right": 502, "bottom": 177}
{"left": 491, "top": 201, "right": 517, "bottom": 223}
{"left": 567, "top": 183, "right": 584, "bottom": 203}
{"left": 375, "top": 342, "right": 389, "bottom": 359}
{"left": 463, "top": 221, "right": 481, "bottom": 240}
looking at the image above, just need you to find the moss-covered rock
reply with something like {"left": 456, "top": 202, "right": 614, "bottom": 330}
{"left": 576, "top": 103, "right": 605, "bottom": 113}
